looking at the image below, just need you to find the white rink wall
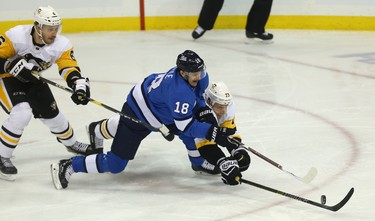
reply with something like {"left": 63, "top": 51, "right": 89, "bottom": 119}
{"left": 0, "top": 0, "right": 374, "bottom": 21}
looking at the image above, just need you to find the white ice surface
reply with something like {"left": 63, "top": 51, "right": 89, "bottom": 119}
{"left": 1, "top": 29, "right": 374, "bottom": 221}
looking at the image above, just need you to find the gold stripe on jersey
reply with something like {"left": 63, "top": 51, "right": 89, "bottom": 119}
{"left": 220, "top": 117, "right": 236, "bottom": 129}
{"left": 230, "top": 135, "right": 242, "bottom": 141}
{"left": 195, "top": 134, "right": 242, "bottom": 149}
{"left": 221, "top": 117, "right": 242, "bottom": 141}
{"left": 0, "top": 73, "right": 12, "bottom": 79}
{"left": 196, "top": 116, "right": 241, "bottom": 149}
{"left": 0, "top": 80, "right": 12, "bottom": 112}
{"left": 196, "top": 139, "right": 216, "bottom": 149}
{"left": 0, "top": 34, "right": 16, "bottom": 59}
{"left": 56, "top": 48, "right": 80, "bottom": 80}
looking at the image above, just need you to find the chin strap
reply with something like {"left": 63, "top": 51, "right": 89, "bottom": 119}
{"left": 34, "top": 25, "right": 48, "bottom": 45}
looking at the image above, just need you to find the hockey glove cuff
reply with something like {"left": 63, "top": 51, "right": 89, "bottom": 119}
{"left": 206, "top": 125, "right": 236, "bottom": 147}
{"left": 231, "top": 146, "right": 251, "bottom": 172}
{"left": 71, "top": 77, "right": 90, "bottom": 105}
{"left": 6, "top": 57, "right": 40, "bottom": 83}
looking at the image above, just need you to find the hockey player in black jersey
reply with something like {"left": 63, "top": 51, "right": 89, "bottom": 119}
{"left": 183, "top": 81, "right": 251, "bottom": 184}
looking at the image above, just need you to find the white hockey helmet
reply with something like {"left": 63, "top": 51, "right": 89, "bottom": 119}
{"left": 34, "top": 6, "right": 61, "bottom": 26}
{"left": 204, "top": 82, "right": 232, "bottom": 106}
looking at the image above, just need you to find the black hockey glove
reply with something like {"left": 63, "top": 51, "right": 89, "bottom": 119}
{"left": 231, "top": 146, "right": 251, "bottom": 172}
{"left": 224, "top": 137, "right": 241, "bottom": 152}
{"left": 218, "top": 157, "right": 241, "bottom": 185}
{"left": 206, "top": 125, "right": 236, "bottom": 147}
{"left": 71, "top": 77, "right": 90, "bottom": 105}
{"left": 5, "top": 57, "right": 40, "bottom": 83}
{"left": 224, "top": 137, "right": 251, "bottom": 172}
{"left": 196, "top": 106, "right": 218, "bottom": 125}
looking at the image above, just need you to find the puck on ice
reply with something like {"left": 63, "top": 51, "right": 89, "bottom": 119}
{"left": 321, "top": 195, "right": 326, "bottom": 205}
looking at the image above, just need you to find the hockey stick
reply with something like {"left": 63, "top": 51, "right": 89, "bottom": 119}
{"left": 36, "top": 76, "right": 174, "bottom": 141}
{"left": 228, "top": 137, "right": 317, "bottom": 183}
{"left": 241, "top": 178, "right": 354, "bottom": 212}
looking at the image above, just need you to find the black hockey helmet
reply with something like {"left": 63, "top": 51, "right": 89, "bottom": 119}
{"left": 176, "top": 50, "right": 205, "bottom": 72}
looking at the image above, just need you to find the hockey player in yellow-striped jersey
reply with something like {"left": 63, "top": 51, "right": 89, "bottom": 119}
{"left": 186, "top": 82, "right": 251, "bottom": 184}
{"left": 0, "top": 6, "right": 102, "bottom": 181}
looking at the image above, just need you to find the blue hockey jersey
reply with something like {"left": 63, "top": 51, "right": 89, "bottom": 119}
{"left": 127, "top": 67, "right": 212, "bottom": 138}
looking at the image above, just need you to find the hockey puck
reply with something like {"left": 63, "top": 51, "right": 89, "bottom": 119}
{"left": 321, "top": 195, "right": 326, "bottom": 205}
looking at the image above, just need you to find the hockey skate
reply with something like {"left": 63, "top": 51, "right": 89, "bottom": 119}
{"left": 86, "top": 121, "right": 104, "bottom": 151}
{"left": 51, "top": 159, "right": 73, "bottom": 190}
{"left": 0, "top": 156, "right": 17, "bottom": 181}
{"left": 58, "top": 138, "right": 103, "bottom": 156}
{"left": 192, "top": 160, "right": 220, "bottom": 175}
{"left": 246, "top": 31, "right": 273, "bottom": 44}
{"left": 192, "top": 26, "right": 206, "bottom": 39}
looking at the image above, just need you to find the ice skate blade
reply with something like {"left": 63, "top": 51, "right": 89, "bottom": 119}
{"left": 193, "top": 170, "right": 220, "bottom": 176}
{"left": 245, "top": 38, "right": 274, "bottom": 45}
{"left": 50, "top": 163, "right": 63, "bottom": 190}
{"left": 0, "top": 172, "right": 16, "bottom": 181}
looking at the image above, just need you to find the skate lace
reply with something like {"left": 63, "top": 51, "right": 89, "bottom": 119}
{"left": 72, "top": 141, "right": 89, "bottom": 152}
{"left": 65, "top": 164, "right": 74, "bottom": 181}
{"left": 0, "top": 157, "right": 14, "bottom": 167}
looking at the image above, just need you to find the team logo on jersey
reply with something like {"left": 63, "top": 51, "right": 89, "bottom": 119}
{"left": 24, "top": 53, "right": 51, "bottom": 70}
{"left": 70, "top": 50, "right": 76, "bottom": 61}
{"left": 50, "top": 101, "right": 57, "bottom": 111}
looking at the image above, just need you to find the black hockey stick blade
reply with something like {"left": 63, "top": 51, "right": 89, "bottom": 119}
{"left": 241, "top": 178, "right": 354, "bottom": 212}
{"left": 324, "top": 187, "right": 354, "bottom": 212}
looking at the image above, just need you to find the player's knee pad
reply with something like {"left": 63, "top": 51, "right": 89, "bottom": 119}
{"left": 102, "top": 151, "right": 128, "bottom": 174}
{"left": 7, "top": 102, "right": 33, "bottom": 129}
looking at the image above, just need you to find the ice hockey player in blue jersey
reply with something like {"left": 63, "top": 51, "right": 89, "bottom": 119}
{"left": 50, "top": 50, "right": 239, "bottom": 189}
{"left": 183, "top": 82, "right": 251, "bottom": 185}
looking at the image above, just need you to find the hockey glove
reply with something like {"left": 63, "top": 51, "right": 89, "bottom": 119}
{"left": 231, "top": 147, "right": 251, "bottom": 172}
{"left": 224, "top": 137, "right": 251, "bottom": 172}
{"left": 224, "top": 137, "right": 241, "bottom": 152}
{"left": 71, "top": 77, "right": 90, "bottom": 105}
{"left": 206, "top": 125, "right": 236, "bottom": 147}
{"left": 5, "top": 57, "right": 40, "bottom": 83}
{"left": 218, "top": 157, "right": 241, "bottom": 185}
{"left": 196, "top": 106, "right": 218, "bottom": 125}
